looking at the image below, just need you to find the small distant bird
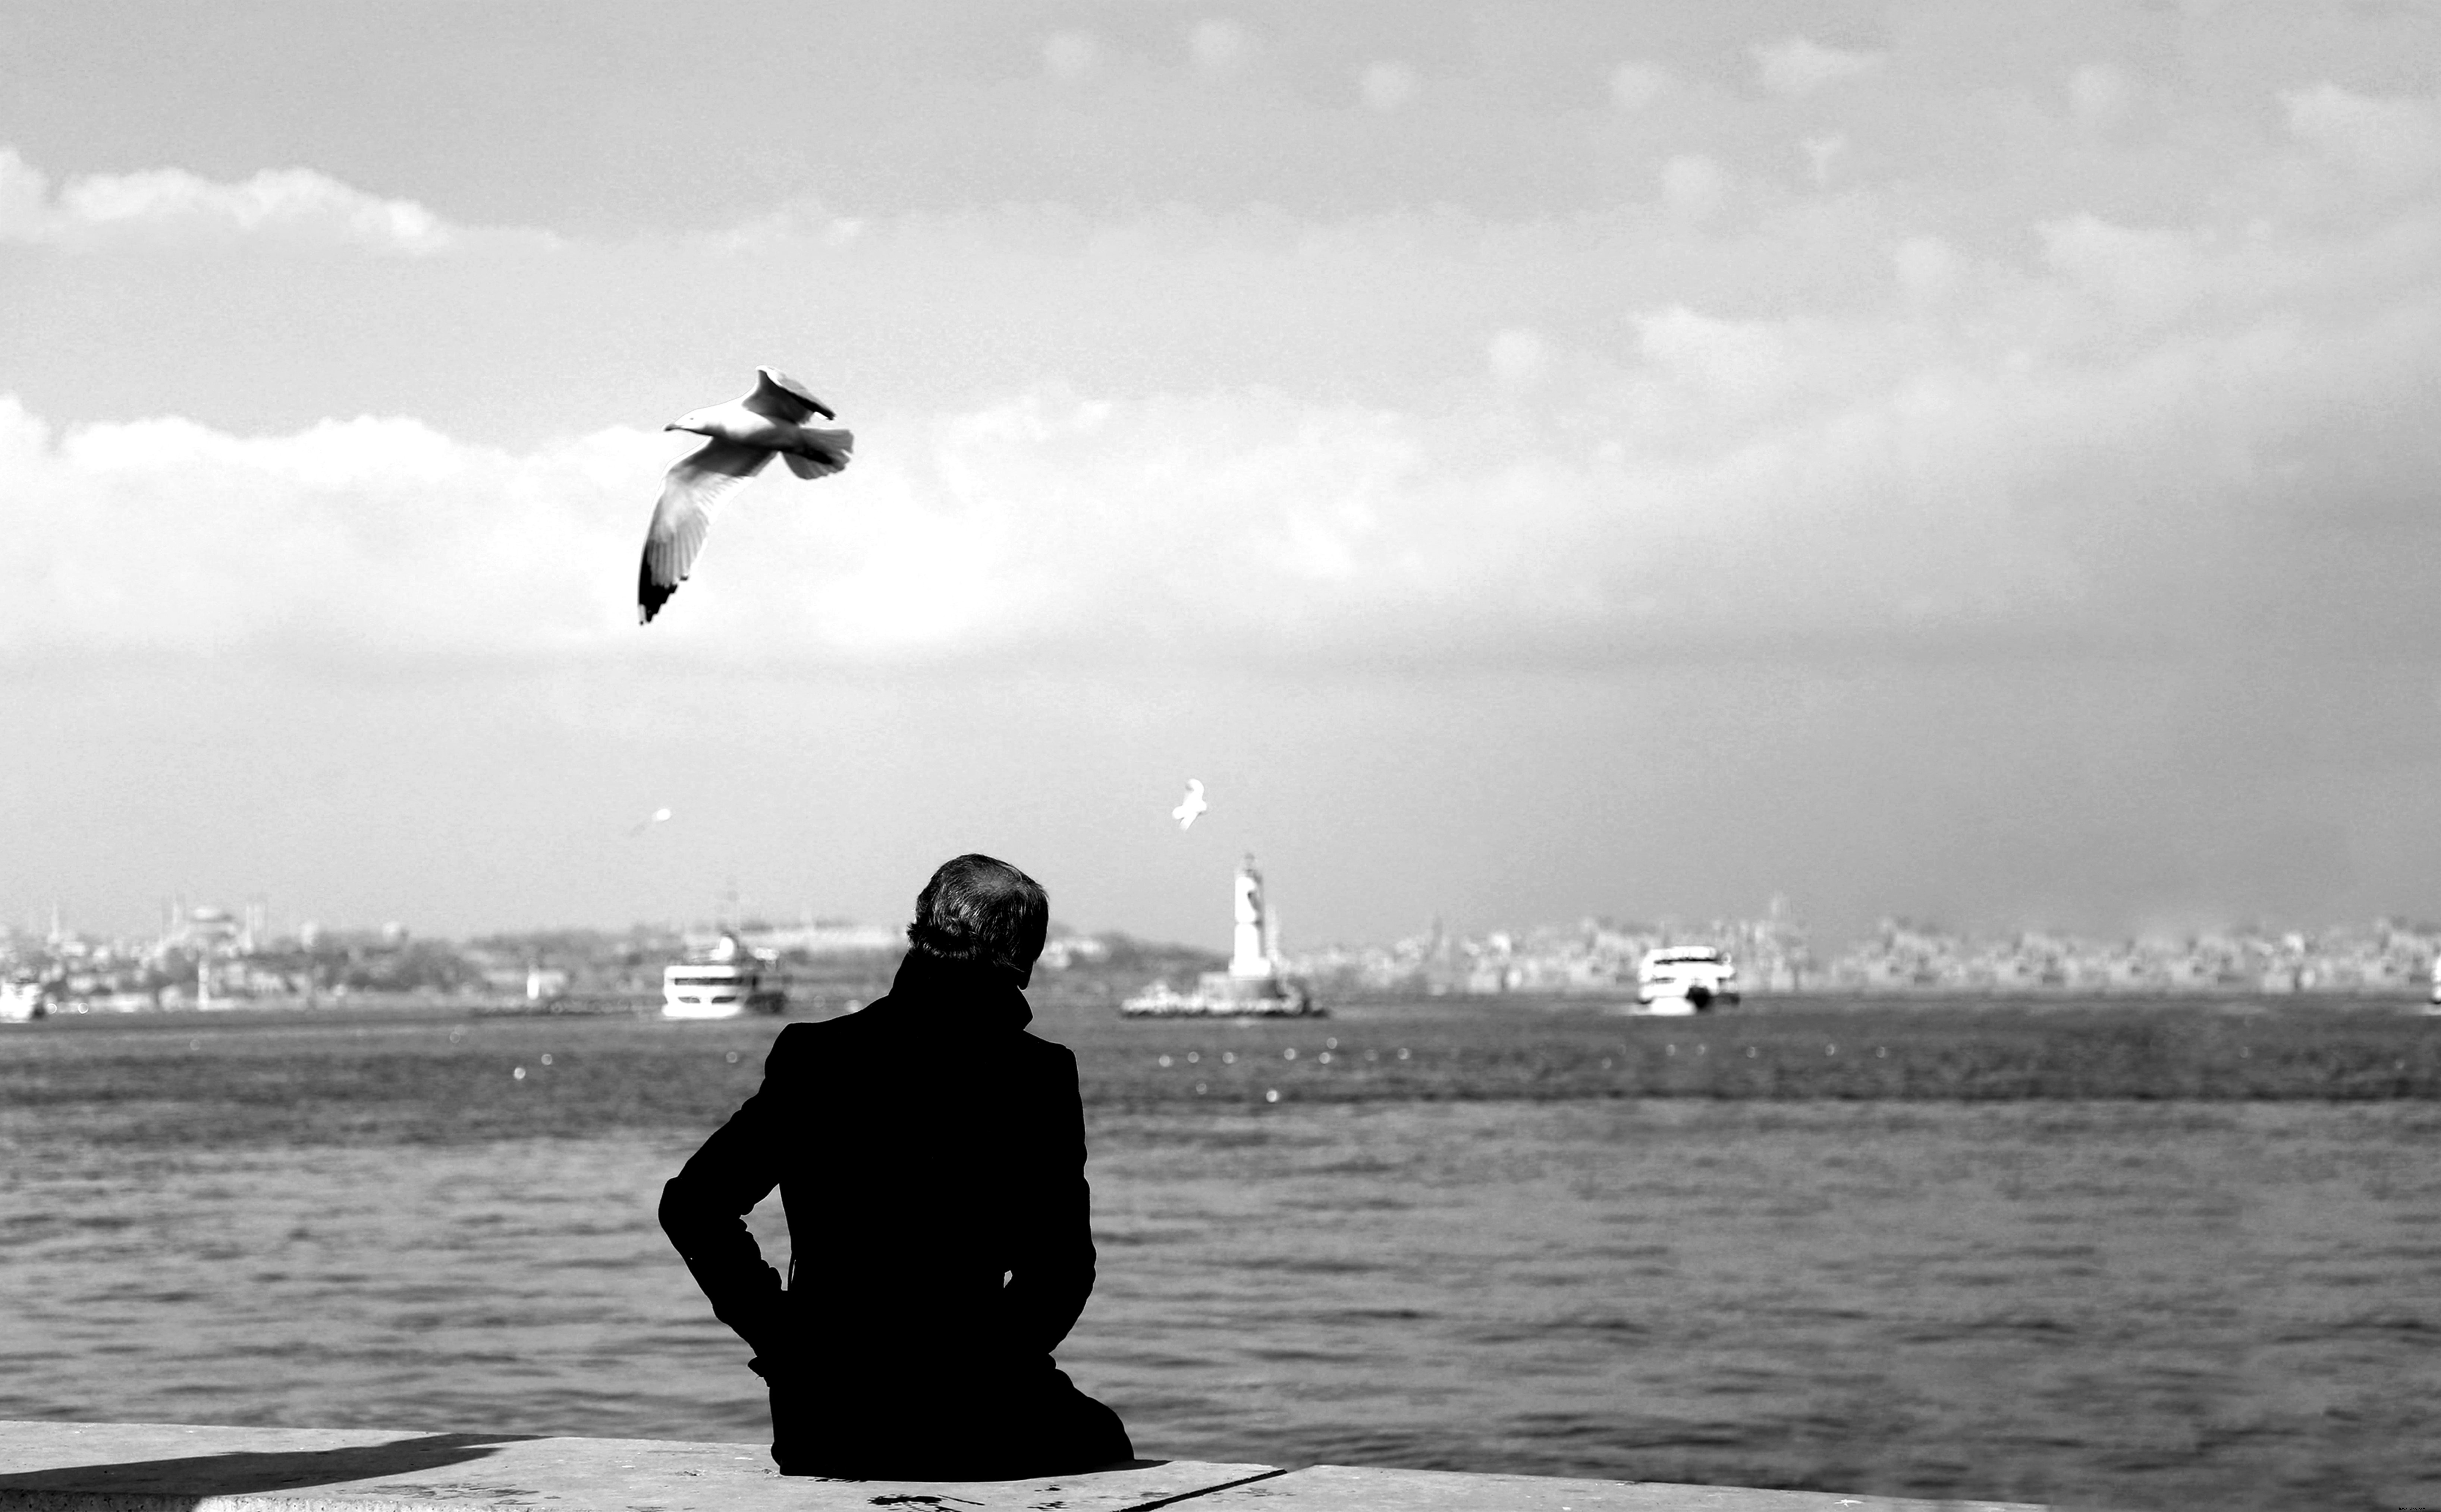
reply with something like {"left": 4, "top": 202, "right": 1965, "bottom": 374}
{"left": 638, "top": 367, "right": 855, "bottom": 624}
{"left": 629, "top": 806, "right": 673, "bottom": 837}
{"left": 1172, "top": 779, "right": 1209, "bottom": 830}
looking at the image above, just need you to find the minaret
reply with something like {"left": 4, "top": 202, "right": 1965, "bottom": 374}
{"left": 1229, "top": 854, "right": 1275, "bottom": 980}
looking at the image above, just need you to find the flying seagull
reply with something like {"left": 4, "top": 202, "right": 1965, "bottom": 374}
{"left": 629, "top": 806, "right": 673, "bottom": 837}
{"left": 638, "top": 367, "right": 855, "bottom": 624}
{"left": 1172, "top": 778, "right": 1209, "bottom": 830}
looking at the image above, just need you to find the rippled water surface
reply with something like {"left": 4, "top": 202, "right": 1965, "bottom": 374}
{"left": 5, "top": 1006, "right": 2440, "bottom": 1511}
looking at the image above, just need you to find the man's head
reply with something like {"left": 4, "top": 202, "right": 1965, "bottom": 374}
{"left": 907, "top": 853, "right": 1050, "bottom": 985}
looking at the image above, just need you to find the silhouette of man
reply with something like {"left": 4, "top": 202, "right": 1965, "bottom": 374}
{"left": 660, "top": 854, "right": 1132, "bottom": 1480}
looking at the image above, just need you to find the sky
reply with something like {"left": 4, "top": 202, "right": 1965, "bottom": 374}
{"left": 3, "top": 1, "right": 2440, "bottom": 950}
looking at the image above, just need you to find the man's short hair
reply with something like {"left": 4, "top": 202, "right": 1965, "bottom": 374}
{"left": 907, "top": 854, "right": 1049, "bottom": 976}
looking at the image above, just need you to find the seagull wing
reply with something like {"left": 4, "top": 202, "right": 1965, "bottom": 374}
{"left": 638, "top": 439, "right": 774, "bottom": 624}
{"left": 746, "top": 366, "right": 834, "bottom": 423}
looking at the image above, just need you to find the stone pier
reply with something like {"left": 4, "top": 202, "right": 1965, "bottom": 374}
{"left": 0, "top": 1421, "right": 2043, "bottom": 1512}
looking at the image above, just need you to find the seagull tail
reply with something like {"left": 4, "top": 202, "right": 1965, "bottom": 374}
{"left": 782, "top": 426, "right": 854, "bottom": 479}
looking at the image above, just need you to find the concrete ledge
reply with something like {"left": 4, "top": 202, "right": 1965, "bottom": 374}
{"left": 0, "top": 1421, "right": 1275, "bottom": 1512}
{"left": 1178, "top": 1464, "right": 2043, "bottom": 1512}
{"left": 0, "top": 1422, "right": 2043, "bottom": 1512}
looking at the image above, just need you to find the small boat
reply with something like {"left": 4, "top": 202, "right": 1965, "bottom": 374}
{"left": 1634, "top": 945, "right": 1738, "bottom": 1015}
{"left": 662, "top": 933, "right": 787, "bottom": 1020}
{"left": 1121, "top": 975, "right": 1322, "bottom": 1018}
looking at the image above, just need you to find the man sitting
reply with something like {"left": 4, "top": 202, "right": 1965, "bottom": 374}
{"left": 659, "top": 853, "right": 1132, "bottom": 1479}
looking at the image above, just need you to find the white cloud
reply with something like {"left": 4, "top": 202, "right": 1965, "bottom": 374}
{"left": 1487, "top": 328, "right": 1548, "bottom": 389}
{"left": 697, "top": 200, "right": 867, "bottom": 255}
{"left": 10, "top": 212, "right": 2434, "bottom": 680}
{"left": 0, "top": 147, "right": 456, "bottom": 254}
{"left": 1189, "top": 19, "right": 1251, "bottom": 77}
{"left": 1359, "top": 61, "right": 1420, "bottom": 113}
{"left": 5, "top": 95, "right": 2439, "bottom": 684}
{"left": 1800, "top": 133, "right": 1848, "bottom": 186}
{"left": 1753, "top": 37, "right": 1883, "bottom": 98}
{"left": 0, "top": 148, "right": 45, "bottom": 230}
{"left": 1608, "top": 61, "right": 1671, "bottom": 111}
{"left": 1659, "top": 154, "right": 1728, "bottom": 224}
{"left": 2038, "top": 213, "right": 2207, "bottom": 328}
{"left": 2281, "top": 83, "right": 2441, "bottom": 194}
{"left": 1894, "top": 234, "right": 1964, "bottom": 305}
{"left": 2068, "top": 63, "right": 2133, "bottom": 133}
{"left": 0, "top": 403, "right": 632, "bottom": 662}
{"left": 1043, "top": 31, "right": 1102, "bottom": 82}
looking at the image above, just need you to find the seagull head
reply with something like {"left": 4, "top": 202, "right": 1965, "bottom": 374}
{"left": 664, "top": 409, "right": 713, "bottom": 436}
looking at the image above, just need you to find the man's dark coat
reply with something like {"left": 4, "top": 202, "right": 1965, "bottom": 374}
{"left": 659, "top": 949, "right": 1128, "bottom": 1478}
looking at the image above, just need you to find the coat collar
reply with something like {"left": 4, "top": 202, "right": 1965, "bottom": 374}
{"left": 865, "top": 948, "right": 1034, "bottom": 1033}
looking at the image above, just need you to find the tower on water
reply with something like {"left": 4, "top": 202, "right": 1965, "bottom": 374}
{"left": 1119, "top": 852, "right": 1321, "bottom": 1017}
{"left": 1229, "top": 854, "right": 1276, "bottom": 980}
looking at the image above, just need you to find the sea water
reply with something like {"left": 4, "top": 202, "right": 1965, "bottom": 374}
{"left": 3, "top": 1005, "right": 2438, "bottom": 1511}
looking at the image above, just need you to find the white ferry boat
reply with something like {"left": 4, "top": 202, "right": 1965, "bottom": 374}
{"left": 0, "top": 977, "right": 44, "bottom": 1022}
{"left": 1634, "top": 945, "right": 1738, "bottom": 1015}
{"left": 661, "top": 934, "right": 787, "bottom": 1020}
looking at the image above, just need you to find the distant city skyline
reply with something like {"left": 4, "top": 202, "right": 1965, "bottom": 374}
{"left": 12, "top": 885, "right": 2435, "bottom": 1021}
{"left": 4, "top": 4, "right": 2439, "bottom": 946}
{"left": 15, "top": 883, "right": 2441, "bottom": 962}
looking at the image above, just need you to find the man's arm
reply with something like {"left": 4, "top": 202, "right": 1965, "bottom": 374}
{"left": 658, "top": 1024, "right": 801, "bottom": 1364}
{"left": 999, "top": 1043, "right": 1096, "bottom": 1358}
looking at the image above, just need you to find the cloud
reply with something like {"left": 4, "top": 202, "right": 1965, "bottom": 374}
{"left": 1043, "top": 31, "right": 1102, "bottom": 82}
{"left": 2281, "top": 83, "right": 2441, "bottom": 195}
{"left": 5, "top": 94, "right": 2440, "bottom": 687}
{"left": 1607, "top": 61, "right": 1671, "bottom": 111}
{"left": 8, "top": 196, "right": 2435, "bottom": 683}
{"left": 695, "top": 199, "right": 867, "bottom": 255}
{"left": 1358, "top": 61, "right": 1420, "bottom": 113}
{"left": 0, "top": 147, "right": 456, "bottom": 254}
{"left": 2067, "top": 63, "right": 2134, "bottom": 134}
{"left": 1752, "top": 37, "right": 1883, "bottom": 98}
{"left": 0, "top": 401, "right": 643, "bottom": 661}
{"left": 1487, "top": 328, "right": 1548, "bottom": 389}
{"left": 1189, "top": 19, "right": 1251, "bottom": 77}
{"left": 1659, "top": 154, "right": 1728, "bottom": 223}
{"left": 1894, "top": 234, "right": 1964, "bottom": 305}
{"left": 2038, "top": 213, "right": 2207, "bottom": 329}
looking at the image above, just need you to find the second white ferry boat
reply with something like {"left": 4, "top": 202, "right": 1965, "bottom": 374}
{"left": 661, "top": 933, "right": 787, "bottom": 1020}
{"left": 1634, "top": 945, "right": 1739, "bottom": 1015}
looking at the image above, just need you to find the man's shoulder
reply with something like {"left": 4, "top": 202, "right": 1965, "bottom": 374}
{"left": 776, "top": 1013, "right": 876, "bottom": 1044}
{"left": 763, "top": 1014, "right": 861, "bottom": 1068}
{"left": 767, "top": 1011, "right": 1075, "bottom": 1073}
{"left": 1016, "top": 1026, "right": 1074, "bottom": 1055}
{"left": 1015, "top": 1029, "right": 1079, "bottom": 1073}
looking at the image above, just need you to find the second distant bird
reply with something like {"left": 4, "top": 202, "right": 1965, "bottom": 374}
{"left": 638, "top": 367, "right": 855, "bottom": 624}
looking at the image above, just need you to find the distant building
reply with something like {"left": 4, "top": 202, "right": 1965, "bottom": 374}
{"left": 1037, "top": 934, "right": 1112, "bottom": 971}
{"left": 732, "top": 920, "right": 902, "bottom": 956}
